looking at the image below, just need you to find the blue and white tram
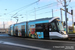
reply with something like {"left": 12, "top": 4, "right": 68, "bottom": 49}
{"left": 9, "top": 17, "right": 68, "bottom": 39}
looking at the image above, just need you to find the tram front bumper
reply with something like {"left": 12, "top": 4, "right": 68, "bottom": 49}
{"left": 61, "top": 35, "right": 68, "bottom": 38}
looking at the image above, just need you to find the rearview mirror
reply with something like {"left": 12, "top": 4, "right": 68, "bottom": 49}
{"left": 58, "top": 23, "right": 59, "bottom": 25}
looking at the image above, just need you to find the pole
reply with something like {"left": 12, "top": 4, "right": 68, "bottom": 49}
{"left": 3, "top": 22, "right": 5, "bottom": 29}
{"left": 60, "top": 8, "right": 63, "bottom": 22}
{"left": 64, "top": 0, "right": 68, "bottom": 34}
{"left": 72, "top": 14, "right": 74, "bottom": 32}
{"left": 60, "top": 8, "right": 63, "bottom": 25}
{"left": 71, "top": 10, "right": 74, "bottom": 27}
{"left": 16, "top": 19, "right": 18, "bottom": 23}
{"left": 72, "top": 15, "right": 73, "bottom": 25}
{"left": 71, "top": 10, "right": 74, "bottom": 32}
{"left": 52, "top": 9, "right": 53, "bottom": 17}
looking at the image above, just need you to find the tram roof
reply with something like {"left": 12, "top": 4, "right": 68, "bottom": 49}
{"left": 28, "top": 17, "right": 53, "bottom": 22}
{"left": 13, "top": 17, "right": 59, "bottom": 25}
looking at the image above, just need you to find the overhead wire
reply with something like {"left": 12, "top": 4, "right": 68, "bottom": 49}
{"left": 10, "top": 1, "right": 60, "bottom": 21}
{"left": 8, "top": 0, "right": 40, "bottom": 14}
{"left": 10, "top": 0, "right": 40, "bottom": 20}
{"left": 28, "top": 2, "right": 57, "bottom": 13}
{"left": 30, "top": 9, "right": 59, "bottom": 16}
{"left": 11, "top": 2, "right": 58, "bottom": 21}
{"left": 12, "top": 2, "right": 59, "bottom": 18}
{"left": 0, "top": 0, "right": 40, "bottom": 20}
{"left": 28, "top": 2, "right": 59, "bottom": 16}
{"left": 11, "top": 2, "right": 57, "bottom": 17}
{"left": 30, "top": 11, "right": 52, "bottom": 16}
{"left": 10, "top": 0, "right": 40, "bottom": 17}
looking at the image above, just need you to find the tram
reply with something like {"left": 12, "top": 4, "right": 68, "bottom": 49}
{"left": 9, "top": 17, "right": 68, "bottom": 39}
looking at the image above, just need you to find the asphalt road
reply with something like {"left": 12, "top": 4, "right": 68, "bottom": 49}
{"left": 0, "top": 33, "right": 75, "bottom": 50}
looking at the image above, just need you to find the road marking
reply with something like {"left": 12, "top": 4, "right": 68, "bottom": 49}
{"left": 0, "top": 41, "right": 50, "bottom": 50}
{"left": 25, "top": 38, "right": 75, "bottom": 43}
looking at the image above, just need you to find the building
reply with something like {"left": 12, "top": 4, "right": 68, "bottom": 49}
{"left": 0, "top": 28, "right": 9, "bottom": 33}
{"left": 0, "top": 28, "right": 6, "bottom": 33}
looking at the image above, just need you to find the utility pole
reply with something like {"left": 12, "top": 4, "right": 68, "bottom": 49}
{"left": 71, "top": 10, "right": 73, "bottom": 25}
{"left": 71, "top": 10, "right": 74, "bottom": 32}
{"left": 64, "top": 0, "right": 68, "bottom": 34}
{"left": 3, "top": 22, "right": 5, "bottom": 29}
{"left": 60, "top": 8, "right": 64, "bottom": 26}
{"left": 60, "top": 8, "right": 74, "bottom": 32}
{"left": 52, "top": 9, "right": 54, "bottom": 17}
{"left": 60, "top": 8, "right": 63, "bottom": 23}
{"left": 57, "top": 0, "right": 71, "bottom": 34}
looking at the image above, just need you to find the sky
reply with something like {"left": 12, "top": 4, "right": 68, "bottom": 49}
{"left": 0, "top": 0, "right": 75, "bottom": 28}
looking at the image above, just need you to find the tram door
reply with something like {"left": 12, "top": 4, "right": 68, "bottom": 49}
{"left": 43, "top": 23, "right": 49, "bottom": 39}
{"left": 15, "top": 26, "right": 18, "bottom": 36}
{"left": 21, "top": 25, "right": 25, "bottom": 37}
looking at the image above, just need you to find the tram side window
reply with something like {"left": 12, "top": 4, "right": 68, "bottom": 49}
{"left": 36, "top": 24, "right": 43, "bottom": 32}
{"left": 21, "top": 25, "right": 25, "bottom": 32}
{"left": 21, "top": 25, "right": 25, "bottom": 30}
{"left": 51, "top": 22, "right": 57, "bottom": 31}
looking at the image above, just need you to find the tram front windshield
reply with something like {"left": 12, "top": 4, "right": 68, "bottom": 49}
{"left": 56, "top": 21, "right": 64, "bottom": 31}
